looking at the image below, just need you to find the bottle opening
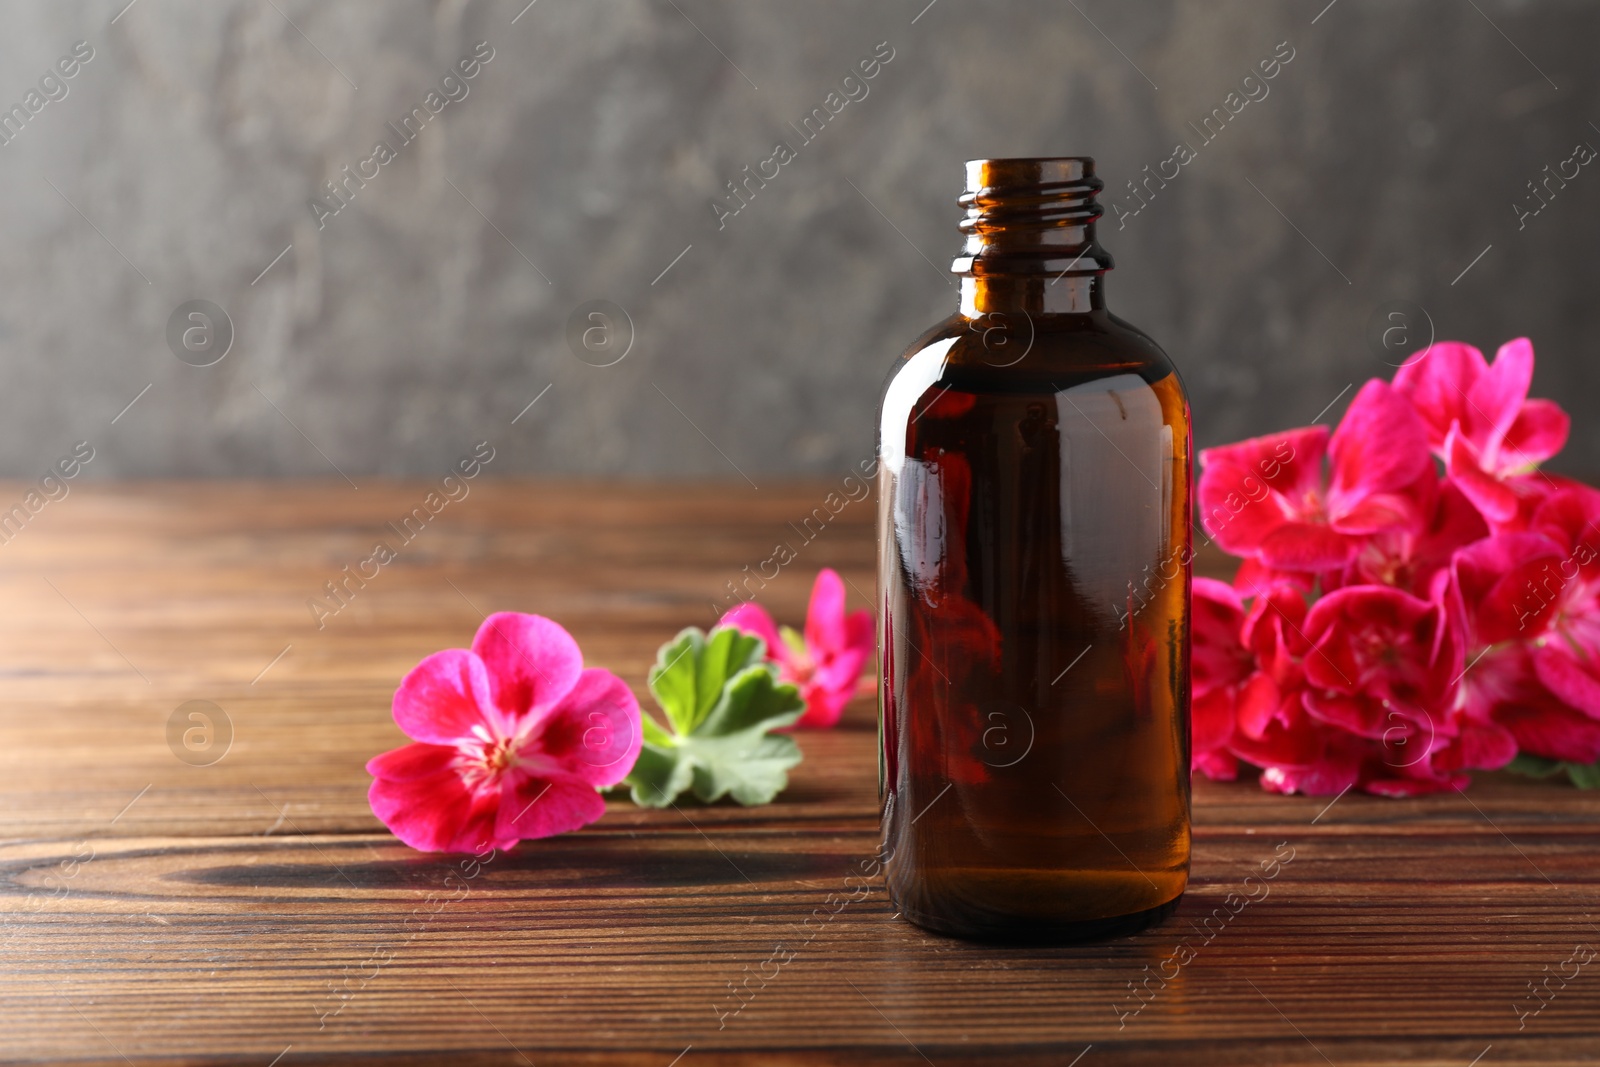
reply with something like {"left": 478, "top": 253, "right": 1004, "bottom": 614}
{"left": 954, "top": 156, "right": 1113, "bottom": 278}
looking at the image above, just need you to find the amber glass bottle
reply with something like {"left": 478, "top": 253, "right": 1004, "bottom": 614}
{"left": 876, "top": 158, "right": 1191, "bottom": 943}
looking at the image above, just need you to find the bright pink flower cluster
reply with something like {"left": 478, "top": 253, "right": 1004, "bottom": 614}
{"left": 1196, "top": 338, "right": 1600, "bottom": 795}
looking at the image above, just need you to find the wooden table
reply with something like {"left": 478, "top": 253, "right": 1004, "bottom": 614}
{"left": 2, "top": 483, "right": 1597, "bottom": 1066}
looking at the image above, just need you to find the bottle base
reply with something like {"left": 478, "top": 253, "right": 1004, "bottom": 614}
{"left": 894, "top": 892, "right": 1184, "bottom": 946}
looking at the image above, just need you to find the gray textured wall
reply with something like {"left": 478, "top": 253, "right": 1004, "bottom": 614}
{"left": 1, "top": 0, "right": 1596, "bottom": 480}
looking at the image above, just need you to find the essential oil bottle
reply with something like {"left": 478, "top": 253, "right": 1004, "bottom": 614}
{"left": 876, "top": 157, "right": 1191, "bottom": 943}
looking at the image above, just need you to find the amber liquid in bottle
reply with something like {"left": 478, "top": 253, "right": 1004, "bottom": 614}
{"left": 877, "top": 158, "right": 1191, "bottom": 942}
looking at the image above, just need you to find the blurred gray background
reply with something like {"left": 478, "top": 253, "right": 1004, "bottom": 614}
{"left": 0, "top": 0, "right": 1596, "bottom": 479}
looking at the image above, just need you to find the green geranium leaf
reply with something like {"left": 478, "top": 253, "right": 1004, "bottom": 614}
{"left": 626, "top": 625, "right": 805, "bottom": 808}
{"left": 648, "top": 625, "right": 768, "bottom": 735}
{"left": 624, "top": 737, "right": 695, "bottom": 807}
{"left": 699, "top": 661, "right": 805, "bottom": 736}
{"left": 1505, "top": 753, "right": 1600, "bottom": 789}
{"left": 1505, "top": 754, "right": 1566, "bottom": 779}
{"left": 688, "top": 731, "right": 802, "bottom": 806}
{"left": 1563, "top": 761, "right": 1600, "bottom": 789}
{"left": 639, "top": 713, "right": 676, "bottom": 749}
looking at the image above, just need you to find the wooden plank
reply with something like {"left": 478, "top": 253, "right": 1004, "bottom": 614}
{"left": 0, "top": 484, "right": 1597, "bottom": 1064}
{"left": 4, "top": 810, "right": 1599, "bottom": 1064}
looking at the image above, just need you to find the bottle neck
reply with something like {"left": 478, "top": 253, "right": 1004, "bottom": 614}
{"left": 952, "top": 157, "right": 1112, "bottom": 317}
{"left": 960, "top": 273, "right": 1104, "bottom": 316}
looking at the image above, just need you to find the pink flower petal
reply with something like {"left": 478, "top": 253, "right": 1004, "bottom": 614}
{"left": 471, "top": 612, "right": 584, "bottom": 720}
{"left": 1236, "top": 672, "right": 1282, "bottom": 740}
{"left": 1199, "top": 426, "right": 1328, "bottom": 500}
{"left": 1303, "top": 690, "right": 1389, "bottom": 739}
{"left": 1327, "top": 380, "right": 1431, "bottom": 516}
{"left": 392, "top": 649, "right": 494, "bottom": 745}
{"left": 719, "top": 602, "right": 785, "bottom": 663}
{"left": 1500, "top": 399, "right": 1569, "bottom": 472}
{"left": 1329, "top": 491, "right": 1421, "bottom": 537}
{"left": 1468, "top": 337, "right": 1534, "bottom": 454}
{"left": 1199, "top": 464, "right": 1290, "bottom": 556}
{"left": 1433, "top": 718, "right": 1518, "bottom": 773}
{"left": 1445, "top": 429, "right": 1519, "bottom": 525}
{"left": 1475, "top": 544, "right": 1566, "bottom": 644}
{"left": 369, "top": 760, "right": 501, "bottom": 853}
{"left": 1198, "top": 427, "right": 1327, "bottom": 554}
{"left": 811, "top": 647, "right": 869, "bottom": 696}
{"left": 367, "top": 742, "right": 457, "bottom": 781}
{"left": 1495, "top": 699, "right": 1600, "bottom": 763}
{"left": 1192, "top": 687, "right": 1236, "bottom": 753}
{"left": 1194, "top": 575, "right": 1244, "bottom": 609}
{"left": 1232, "top": 557, "right": 1312, "bottom": 599}
{"left": 845, "top": 609, "right": 875, "bottom": 656}
{"left": 1532, "top": 644, "right": 1600, "bottom": 718}
{"left": 1192, "top": 577, "right": 1249, "bottom": 691}
{"left": 795, "top": 680, "right": 852, "bottom": 729}
{"left": 1259, "top": 521, "right": 1354, "bottom": 572}
{"left": 1260, "top": 757, "right": 1360, "bottom": 797}
{"left": 1530, "top": 486, "right": 1600, "bottom": 567}
{"left": 1303, "top": 584, "right": 1446, "bottom": 699}
{"left": 1450, "top": 532, "right": 1563, "bottom": 640}
{"left": 1194, "top": 748, "right": 1239, "bottom": 781}
{"left": 1409, "top": 480, "right": 1489, "bottom": 590}
{"left": 1240, "top": 582, "right": 1307, "bottom": 648}
{"left": 494, "top": 776, "right": 608, "bottom": 844}
{"left": 805, "top": 568, "right": 849, "bottom": 651}
{"left": 1229, "top": 701, "right": 1324, "bottom": 770}
{"left": 1392, "top": 341, "right": 1487, "bottom": 453}
{"left": 530, "top": 668, "right": 644, "bottom": 788}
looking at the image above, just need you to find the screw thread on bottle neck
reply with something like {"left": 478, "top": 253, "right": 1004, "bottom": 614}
{"left": 955, "top": 158, "right": 1111, "bottom": 316}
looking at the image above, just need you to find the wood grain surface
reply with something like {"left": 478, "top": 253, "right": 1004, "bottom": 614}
{"left": 1, "top": 482, "right": 1597, "bottom": 1066}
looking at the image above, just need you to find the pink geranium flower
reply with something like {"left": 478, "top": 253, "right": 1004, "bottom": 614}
{"left": 367, "top": 613, "right": 642, "bottom": 852}
{"left": 1441, "top": 518, "right": 1600, "bottom": 765}
{"left": 1331, "top": 477, "right": 1487, "bottom": 596}
{"left": 1300, "top": 585, "right": 1515, "bottom": 791}
{"left": 1198, "top": 380, "right": 1432, "bottom": 572}
{"left": 720, "top": 569, "right": 874, "bottom": 728}
{"left": 1515, "top": 487, "right": 1600, "bottom": 718}
{"left": 1300, "top": 586, "right": 1462, "bottom": 745}
{"left": 1192, "top": 578, "right": 1256, "bottom": 780}
{"left": 1393, "top": 338, "right": 1570, "bottom": 524}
